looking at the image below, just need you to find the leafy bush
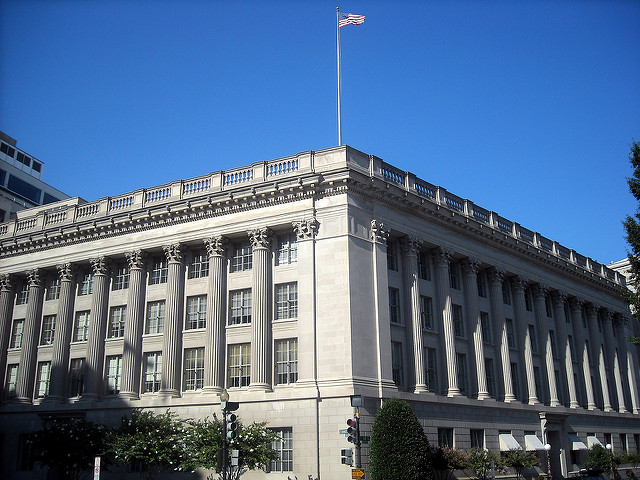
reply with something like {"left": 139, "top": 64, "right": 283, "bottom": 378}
{"left": 501, "top": 448, "right": 539, "bottom": 480}
{"left": 467, "top": 447, "right": 504, "bottom": 480}
{"left": 433, "top": 446, "right": 469, "bottom": 480}
{"left": 369, "top": 397, "right": 433, "bottom": 480}
{"left": 586, "top": 445, "right": 615, "bottom": 472}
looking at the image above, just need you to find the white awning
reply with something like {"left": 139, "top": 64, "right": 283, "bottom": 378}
{"left": 569, "top": 434, "right": 588, "bottom": 451}
{"left": 524, "top": 434, "right": 546, "bottom": 451}
{"left": 499, "top": 433, "right": 522, "bottom": 451}
{"left": 587, "top": 436, "right": 603, "bottom": 448}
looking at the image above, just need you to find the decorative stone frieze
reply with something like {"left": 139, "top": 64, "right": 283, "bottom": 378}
{"left": 293, "top": 218, "right": 319, "bottom": 239}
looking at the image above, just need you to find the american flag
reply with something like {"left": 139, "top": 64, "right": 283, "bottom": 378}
{"left": 338, "top": 12, "right": 365, "bottom": 28}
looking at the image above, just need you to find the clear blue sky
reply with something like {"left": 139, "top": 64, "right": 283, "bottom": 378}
{"left": 1, "top": 0, "right": 638, "bottom": 265}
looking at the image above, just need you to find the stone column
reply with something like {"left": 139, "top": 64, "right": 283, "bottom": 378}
{"left": 570, "top": 298, "right": 596, "bottom": 410}
{"left": 120, "top": 250, "right": 147, "bottom": 399}
{"left": 511, "top": 276, "right": 538, "bottom": 404}
{"left": 249, "top": 227, "right": 273, "bottom": 391}
{"left": 488, "top": 267, "right": 515, "bottom": 402}
{"left": 601, "top": 310, "right": 627, "bottom": 412}
{"left": 83, "top": 257, "right": 111, "bottom": 400}
{"left": 586, "top": 304, "right": 612, "bottom": 411}
{"left": 203, "top": 236, "right": 228, "bottom": 393}
{"left": 621, "top": 316, "right": 640, "bottom": 413}
{"left": 0, "top": 274, "right": 15, "bottom": 397}
{"left": 531, "top": 284, "right": 557, "bottom": 405}
{"left": 15, "top": 269, "right": 44, "bottom": 403}
{"left": 611, "top": 314, "right": 628, "bottom": 413}
{"left": 614, "top": 316, "right": 634, "bottom": 413}
{"left": 551, "top": 291, "right": 579, "bottom": 408}
{"left": 160, "top": 244, "right": 185, "bottom": 397}
{"left": 47, "top": 264, "right": 76, "bottom": 402}
{"left": 461, "top": 258, "right": 488, "bottom": 399}
{"left": 403, "top": 236, "right": 427, "bottom": 393}
{"left": 433, "top": 247, "right": 460, "bottom": 397}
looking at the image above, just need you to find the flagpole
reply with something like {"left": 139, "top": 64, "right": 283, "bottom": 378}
{"left": 336, "top": 6, "right": 342, "bottom": 146}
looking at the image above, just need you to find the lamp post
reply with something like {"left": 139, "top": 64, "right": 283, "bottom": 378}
{"left": 544, "top": 444, "right": 552, "bottom": 480}
{"left": 606, "top": 444, "right": 615, "bottom": 480}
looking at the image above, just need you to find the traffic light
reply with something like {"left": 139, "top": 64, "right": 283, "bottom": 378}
{"left": 341, "top": 448, "right": 353, "bottom": 466}
{"left": 226, "top": 412, "right": 238, "bottom": 439}
{"left": 346, "top": 417, "right": 358, "bottom": 443}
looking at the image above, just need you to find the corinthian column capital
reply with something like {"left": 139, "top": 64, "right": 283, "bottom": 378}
{"left": 125, "top": 250, "right": 147, "bottom": 269}
{"left": 460, "top": 257, "right": 481, "bottom": 276}
{"left": 0, "top": 273, "right": 15, "bottom": 292}
{"left": 163, "top": 243, "right": 184, "bottom": 263}
{"left": 90, "top": 256, "right": 110, "bottom": 275}
{"left": 204, "top": 236, "right": 229, "bottom": 257}
{"left": 486, "top": 267, "right": 505, "bottom": 286}
{"left": 509, "top": 275, "right": 528, "bottom": 293}
{"left": 293, "top": 218, "right": 319, "bottom": 239}
{"left": 27, "top": 268, "right": 43, "bottom": 287}
{"left": 56, "top": 263, "right": 76, "bottom": 282}
{"left": 248, "top": 227, "right": 273, "bottom": 249}
{"left": 370, "top": 220, "right": 389, "bottom": 244}
{"left": 431, "top": 246, "right": 453, "bottom": 267}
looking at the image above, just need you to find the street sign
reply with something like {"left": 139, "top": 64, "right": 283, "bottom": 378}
{"left": 352, "top": 467, "right": 366, "bottom": 479}
{"left": 93, "top": 456, "right": 100, "bottom": 480}
{"left": 339, "top": 428, "right": 349, "bottom": 435}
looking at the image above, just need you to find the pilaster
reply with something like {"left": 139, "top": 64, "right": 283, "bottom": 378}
{"left": 462, "top": 258, "right": 488, "bottom": 399}
{"left": 551, "top": 290, "right": 579, "bottom": 408}
{"left": 403, "top": 236, "right": 427, "bottom": 393}
{"left": 488, "top": 267, "right": 514, "bottom": 402}
{"left": 511, "top": 275, "right": 539, "bottom": 405}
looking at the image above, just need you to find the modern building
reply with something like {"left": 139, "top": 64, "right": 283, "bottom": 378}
{"left": 0, "top": 145, "right": 638, "bottom": 479}
{"left": 0, "top": 131, "right": 70, "bottom": 222}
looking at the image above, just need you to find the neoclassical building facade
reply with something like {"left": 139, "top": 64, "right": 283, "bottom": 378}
{"left": 0, "top": 145, "right": 638, "bottom": 479}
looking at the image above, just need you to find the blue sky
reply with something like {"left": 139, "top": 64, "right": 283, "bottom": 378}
{"left": 1, "top": 0, "right": 638, "bottom": 265}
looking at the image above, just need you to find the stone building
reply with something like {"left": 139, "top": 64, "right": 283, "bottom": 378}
{"left": 0, "top": 145, "right": 638, "bottom": 479}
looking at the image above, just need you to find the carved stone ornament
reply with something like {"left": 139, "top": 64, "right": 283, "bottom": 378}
{"left": 569, "top": 296, "right": 584, "bottom": 312}
{"left": 460, "top": 257, "right": 480, "bottom": 276}
{"left": 204, "top": 236, "right": 229, "bottom": 256}
{"left": 550, "top": 290, "right": 567, "bottom": 307}
{"left": 530, "top": 283, "right": 548, "bottom": 300}
{"left": 292, "top": 218, "right": 319, "bottom": 240}
{"left": 125, "top": 250, "right": 147, "bottom": 269}
{"left": 0, "top": 274, "right": 14, "bottom": 292}
{"left": 90, "top": 256, "right": 110, "bottom": 275}
{"left": 509, "top": 275, "right": 527, "bottom": 293}
{"left": 584, "top": 302, "right": 596, "bottom": 317}
{"left": 401, "top": 236, "right": 422, "bottom": 255}
{"left": 486, "top": 267, "right": 505, "bottom": 286}
{"left": 370, "top": 220, "right": 389, "bottom": 244}
{"left": 431, "top": 247, "right": 453, "bottom": 267}
{"left": 248, "top": 227, "right": 273, "bottom": 249}
{"left": 163, "top": 243, "right": 184, "bottom": 263}
{"left": 56, "top": 263, "right": 76, "bottom": 282}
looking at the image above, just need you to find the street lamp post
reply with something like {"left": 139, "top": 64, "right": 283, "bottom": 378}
{"left": 544, "top": 444, "right": 552, "bottom": 480}
{"left": 606, "top": 444, "right": 615, "bottom": 480}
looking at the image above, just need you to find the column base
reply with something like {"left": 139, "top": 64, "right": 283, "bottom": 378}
{"left": 118, "top": 391, "right": 140, "bottom": 401}
{"left": 570, "top": 401, "right": 581, "bottom": 408}
{"left": 587, "top": 403, "right": 598, "bottom": 411}
{"left": 158, "top": 388, "right": 180, "bottom": 398}
{"left": 14, "top": 396, "right": 32, "bottom": 405}
{"left": 619, "top": 407, "right": 628, "bottom": 414}
{"left": 202, "top": 386, "right": 224, "bottom": 395}
{"left": 604, "top": 405, "right": 614, "bottom": 412}
{"left": 248, "top": 383, "right": 272, "bottom": 392}
{"left": 504, "top": 394, "right": 517, "bottom": 403}
{"left": 528, "top": 397, "right": 541, "bottom": 405}
{"left": 447, "top": 388, "right": 462, "bottom": 397}
{"left": 550, "top": 399, "right": 561, "bottom": 407}
{"left": 41, "top": 394, "right": 66, "bottom": 404}
{"left": 477, "top": 392, "right": 491, "bottom": 400}
{"left": 413, "top": 384, "right": 429, "bottom": 393}
{"left": 79, "top": 393, "right": 101, "bottom": 402}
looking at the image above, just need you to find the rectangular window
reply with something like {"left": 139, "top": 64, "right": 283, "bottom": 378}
{"left": 16, "top": 282, "right": 28, "bottom": 305}
{"left": 78, "top": 272, "right": 94, "bottom": 296}
{"left": 35, "top": 361, "right": 51, "bottom": 398}
{"left": 481, "top": 312, "right": 491, "bottom": 343}
{"left": 10, "top": 319, "right": 25, "bottom": 348}
{"left": 389, "top": 288, "right": 401, "bottom": 324}
{"left": 449, "top": 262, "right": 460, "bottom": 290}
{"left": 73, "top": 311, "right": 90, "bottom": 342}
{"left": 184, "top": 347, "right": 205, "bottom": 391}
{"left": 471, "top": 429, "right": 485, "bottom": 449}
{"left": 511, "top": 362, "right": 520, "bottom": 400}
{"left": 438, "top": 427, "right": 454, "bottom": 447}
{"left": 277, "top": 233, "right": 298, "bottom": 266}
{"left": 528, "top": 325, "right": 537, "bottom": 354}
{"left": 418, "top": 251, "right": 431, "bottom": 280}
{"left": 453, "top": 304, "right": 464, "bottom": 337}
{"left": 506, "top": 318, "right": 515, "bottom": 348}
{"left": 40, "top": 315, "right": 56, "bottom": 345}
{"left": 112, "top": 264, "right": 130, "bottom": 290}
{"left": 392, "top": 341, "right": 404, "bottom": 387}
{"left": 6, "top": 364, "right": 18, "bottom": 398}
{"left": 188, "top": 250, "right": 209, "bottom": 279}
{"left": 146, "top": 300, "right": 165, "bottom": 334}
{"left": 149, "top": 257, "right": 168, "bottom": 285}
{"left": 270, "top": 428, "right": 293, "bottom": 472}
{"left": 502, "top": 282, "right": 511, "bottom": 305}
{"left": 143, "top": 352, "right": 162, "bottom": 393}
{"left": 185, "top": 295, "right": 207, "bottom": 330}
{"left": 231, "top": 242, "right": 252, "bottom": 272}
{"left": 387, "top": 240, "right": 398, "bottom": 271}
{"left": 477, "top": 272, "right": 487, "bottom": 297}
{"left": 420, "top": 296, "right": 433, "bottom": 330}
{"left": 276, "top": 283, "right": 298, "bottom": 320}
{"left": 485, "top": 358, "right": 495, "bottom": 397}
{"left": 456, "top": 353, "right": 467, "bottom": 395}
{"left": 229, "top": 289, "right": 252, "bottom": 325}
{"left": 105, "top": 355, "right": 122, "bottom": 395}
{"left": 108, "top": 306, "right": 126, "bottom": 338}
{"left": 69, "top": 358, "right": 85, "bottom": 397}
{"left": 425, "top": 347, "right": 438, "bottom": 392}
{"left": 46, "top": 277, "right": 61, "bottom": 300}
{"left": 275, "top": 339, "right": 298, "bottom": 385}
{"left": 228, "top": 343, "right": 251, "bottom": 387}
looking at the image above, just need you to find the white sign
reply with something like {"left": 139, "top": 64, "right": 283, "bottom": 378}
{"left": 94, "top": 456, "right": 100, "bottom": 480}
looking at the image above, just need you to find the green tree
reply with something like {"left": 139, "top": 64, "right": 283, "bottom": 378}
{"left": 467, "top": 447, "right": 504, "bottom": 480}
{"left": 433, "top": 446, "right": 469, "bottom": 480}
{"left": 623, "top": 139, "right": 640, "bottom": 343}
{"left": 180, "top": 416, "right": 279, "bottom": 480}
{"left": 501, "top": 448, "right": 539, "bottom": 480}
{"left": 107, "top": 409, "right": 185, "bottom": 480}
{"left": 29, "top": 416, "right": 109, "bottom": 480}
{"left": 369, "top": 397, "right": 433, "bottom": 480}
{"left": 585, "top": 444, "right": 616, "bottom": 472}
